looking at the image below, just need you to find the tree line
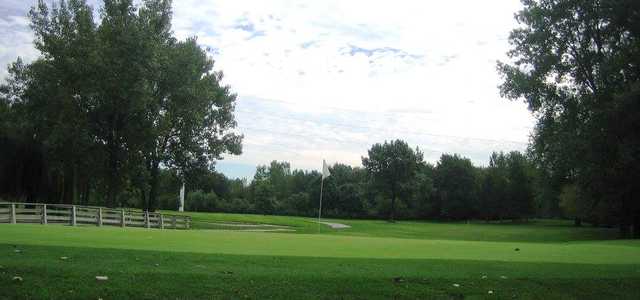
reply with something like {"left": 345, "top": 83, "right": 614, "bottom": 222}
{"left": 0, "top": 0, "right": 242, "bottom": 211}
{"left": 166, "top": 141, "right": 537, "bottom": 223}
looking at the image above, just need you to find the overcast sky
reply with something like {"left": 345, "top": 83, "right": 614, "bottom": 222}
{"left": 0, "top": 0, "right": 534, "bottom": 179}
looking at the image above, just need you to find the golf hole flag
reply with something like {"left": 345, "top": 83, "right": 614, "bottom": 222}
{"left": 322, "top": 160, "right": 331, "bottom": 179}
{"left": 318, "top": 159, "right": 331, "bottom": 225}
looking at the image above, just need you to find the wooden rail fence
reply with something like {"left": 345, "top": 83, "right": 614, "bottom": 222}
{"left": 0, "top": 202, "right": 190, "bottom": 229}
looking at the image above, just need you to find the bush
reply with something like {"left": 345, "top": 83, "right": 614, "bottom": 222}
{"left": 217, "top": 197, "right": 253, "bottom": 214}
{"left": 185, "top": 190, "right": 218, "bottom": 212}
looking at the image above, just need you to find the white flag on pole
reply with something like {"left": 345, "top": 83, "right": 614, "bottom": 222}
{"left": 322, "top": 160, "right": 331, "bottom": 179}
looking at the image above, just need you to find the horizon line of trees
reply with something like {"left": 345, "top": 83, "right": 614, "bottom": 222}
{"left": 163, "top": 142, "right": 541, "bottom": 224}
{"left": 170, "top": 139, "right": 623, "bottom": 230}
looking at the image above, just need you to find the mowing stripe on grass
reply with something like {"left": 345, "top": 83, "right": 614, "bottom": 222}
{"left": 1, "top": 224, "right": 639, "bottom": 265}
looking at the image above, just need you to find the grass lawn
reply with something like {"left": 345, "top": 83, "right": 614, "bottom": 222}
{"left": 179, "top": 211, "right": 620, "bottom": 242}
{"left": 326, "top": 219, "right": 621, "bottom": 242}
{"left": 1, "top": 215, "right": 639, "bottom": 299}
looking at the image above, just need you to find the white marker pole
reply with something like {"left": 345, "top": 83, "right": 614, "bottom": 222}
{"left": 179, "top": 182, "right": 185, "bottom": 212}
{"left": 318, "top": 159, "right": 330, "bottom": 232}
{"left": 318, "top": 176, "right": 324, "bottom": 224}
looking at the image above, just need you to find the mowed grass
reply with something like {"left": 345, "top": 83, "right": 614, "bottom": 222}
{"left": 0, "top": 225, "right": 638, "bottom": 264}
{"left": 179, "top": 211, "right": 619, "bottom": 242}
{"left": 1, "top": 215, "right": 639, "bottom": 299}
{"left": 2, "top": 243, "right": 640, "bottom": 300}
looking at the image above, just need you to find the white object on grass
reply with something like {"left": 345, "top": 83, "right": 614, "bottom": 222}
{"left": 95, "top": 276, "right": 109, "bottom": 281}
{"left": 317, "top": 222, "right": 351, "bottom": 229}
{"left": 179, "top": 182, "right": 185, "bottom": 212}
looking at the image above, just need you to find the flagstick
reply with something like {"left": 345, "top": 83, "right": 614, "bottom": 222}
{"left": 318, "top": 176, "right": 324, "bottom": 233}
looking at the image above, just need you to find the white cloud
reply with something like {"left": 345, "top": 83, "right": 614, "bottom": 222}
{"left": 1, "top": 0, "right": 534, "bottom": 176}
{"left": 0, "top": 15, "right": 38, "bottom": 79}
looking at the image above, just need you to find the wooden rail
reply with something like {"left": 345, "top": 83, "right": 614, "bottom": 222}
{"left": 0, "top": 202, "right": 190, "bottom": 229}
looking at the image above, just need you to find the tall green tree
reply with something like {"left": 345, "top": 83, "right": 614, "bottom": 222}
{"left": 323, "top": 164, "right": 368, "bottom": 217}
{"left": 362, "top": 140, "right": 423, "bottom": 221}
{"left": 498, "top": 0, "right": 640, "bottom": 237}
{"left": 252, "top": 179, "right": 276, "bottom": 215}
{"left": 5, "top": 0, "right": 99, "bottom": 204}
{"left": 143, "top": 36, "right": 242, "bottom": 211}
{"left": 434, "top": 154, "right": 478, "bottom": 220}
{"left": 505, "top": 151, "right": 536, "bottom": 220}
{"left": 2, "top": 0, "right": 242, "bottom": 209}
{"left": 480, "top": 152, "right": 510, "bottom": 220}
{"left": 92, "top": 0, "right": 154, "bottom": 207}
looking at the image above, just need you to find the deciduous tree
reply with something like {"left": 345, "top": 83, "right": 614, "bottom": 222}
{"left": 498, "top": 0, "right": 640, "bottom": 236}
{"left": 362, "top": 140, "right": 423, "bottom": 221}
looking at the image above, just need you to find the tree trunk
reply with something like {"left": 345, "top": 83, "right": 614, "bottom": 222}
{"left": 574, "top": 217, "right": 582, "bottom": 227}
{"left": 620, "top": 213, "right": 631, "bottom": 238}
{"left": 633, "top": 210, "right": 640, "bottom": 239}
{"left": 141, "top": 187, "right": 147, "bottom": 211}
{"left": 620, "top": 223, "right": 631, "bottom": 238}
{"left": 82, "top": 179, "right": 90, "bottom": 205}
{"left": 106, "top": 137, "right": 119, "bottom": 208}
{"left": 107, "top": 174, "right": 117, "bottom": 208}
{"left": 72, "top": 163, "right": 78, "bottom": 204}
{"left": 148, "top": 160, "right": 160, "bottom": 212}
{"left": 620, "top": 197, "right": 633, "bottom": 239}
{"left": 59, "top": 171, "right": 66, "bottom": 204}
{"left": 389, "top": 184, "right": 396, "bottom": 222}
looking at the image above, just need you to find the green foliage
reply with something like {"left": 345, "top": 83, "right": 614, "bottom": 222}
{"left": 252, "top": 180, "right": 276, "bottom": 215}
{"left": 0, "top": 0, "right": 241, "bottom": 209}
{"left": 479, "top": 152, "right": 536, "bottom": 221}
{"left": 185, "top": 190, "right": 218, "bottom": 212}
{"left": 499, "top": 0, "right": 640, "bottom": 236}
{"left": 559, "top": 184, "right": 580, "bottom": 218}
{"left": 155, "top": 147, "right": 541, "bottom": 223}
{"left": 323, "top": 164, "right": 368, "bottom": 218}
{"left": 362, "top": 140, "right": 423, "bottom": 221}
{"left": 143, "top": 35, "right": 242, "bottom": 210}
{"left": 433, "top": 154, "right": 478, "bottom": 220}
{"left": 409, "top": 163, "right": 436, "bottom": 218}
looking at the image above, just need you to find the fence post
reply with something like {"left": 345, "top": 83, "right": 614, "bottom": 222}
{"left": 144, "top": 211, "right": 150, "bottom": 228}
{"left": 159, "top": 214, "right": 164, "bottom": 229}
{"left": 10, "top": 203, "right": 16, "bottom": 224}
{"left": 121, "top": 209, "right": 126, "bottom": 228}
{"left": 97, "top": 208, "right": 103, "bottom": 226}
{"left": 42, "top": 204, "right": 47, "bottom": 225}
{"left": 172, "top": 216, "right": 176, "bottom": 229}
{"left": 71, "top": 205, "right": 77, "bottom": 226}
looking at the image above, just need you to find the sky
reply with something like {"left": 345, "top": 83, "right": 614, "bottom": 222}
{"left": 0, "top": 0, "right": 535, "bottom": 179}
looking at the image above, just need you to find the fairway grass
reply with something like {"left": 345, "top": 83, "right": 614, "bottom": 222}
{"left": 1, "top": 219, "right": 639, "bottom": 299}
{"left": 1, "top": 225, "right": 639, "bottom": 264}
{"left": 179, "top": 211, "right": 620, "bottom": 242}
{"left": 1, "top": 243, "right": 639, "bottom": 299}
